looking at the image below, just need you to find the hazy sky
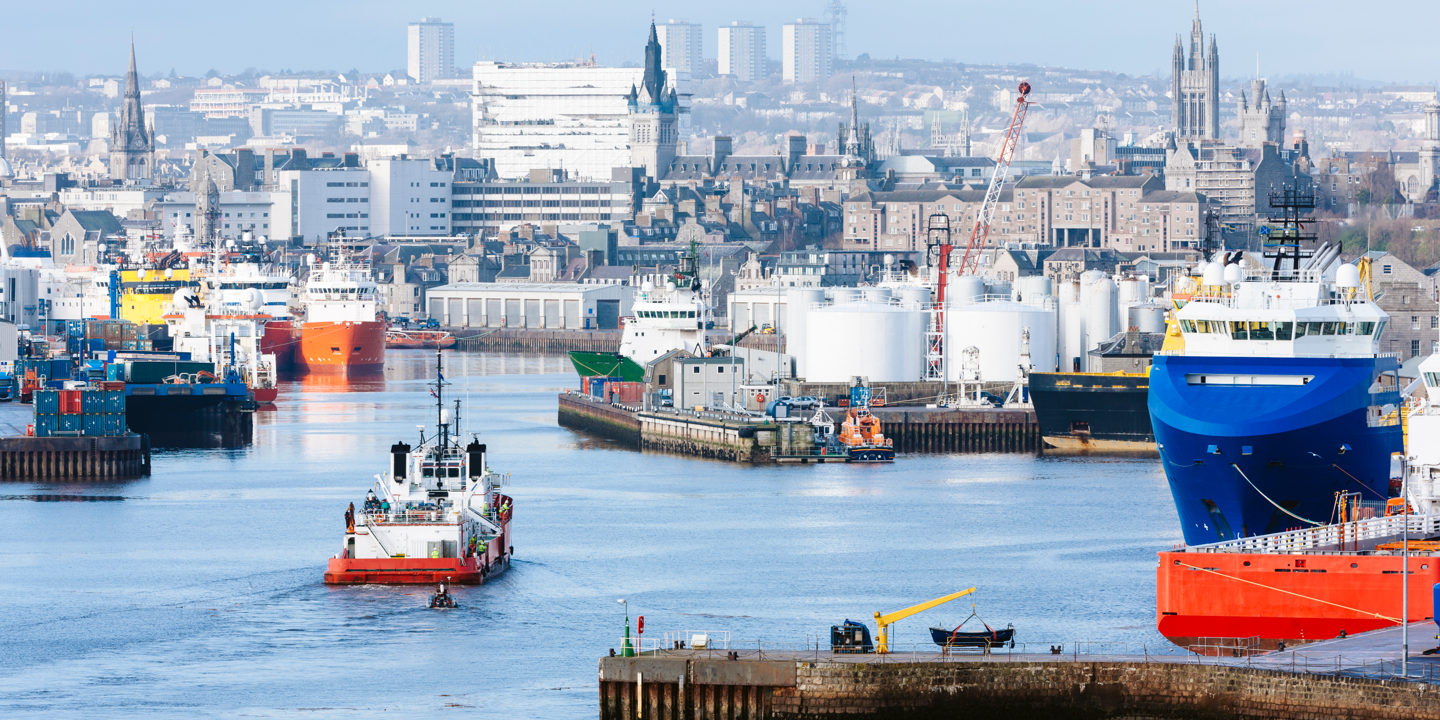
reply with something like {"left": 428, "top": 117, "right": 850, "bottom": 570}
{"left": 3, "top": 0, "right": 1434, "bottom": 84}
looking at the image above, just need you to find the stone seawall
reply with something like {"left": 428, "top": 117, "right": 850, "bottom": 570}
{"left": 598, "top": 655, "right": 1440, "bottom": 720}
{"left": 639, "top": 412, "right": 769, "bottom": 463}
{"left": 451, "top": 328, "right": 622, "bottom": 353}
{"left": 558, "top": 394, "right": 641, "bottom": 447}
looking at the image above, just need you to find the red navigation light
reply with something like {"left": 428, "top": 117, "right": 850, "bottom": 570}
{"left": 1017, "top": 81, "right": 1032, "bottom": 96}
{"left": 638, "top": 615, "right": 645, "bottom": 633}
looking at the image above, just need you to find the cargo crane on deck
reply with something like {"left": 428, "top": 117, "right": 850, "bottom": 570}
{"left": 924, "top": 81, "right": 1034, "bottom": 380}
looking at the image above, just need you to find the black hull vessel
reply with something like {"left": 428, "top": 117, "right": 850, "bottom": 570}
{"left": 1030, "top": 371, "right": 1155, "bottom": 455}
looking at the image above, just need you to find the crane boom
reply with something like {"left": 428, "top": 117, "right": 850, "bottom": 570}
{"left": 956, "top": 82, "right": 1033, "bottom": 278}
{"left": 872, "top": 587, "right": 977, "bottom": 653}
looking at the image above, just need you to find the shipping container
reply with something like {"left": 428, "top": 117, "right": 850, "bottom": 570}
{"left": 51, "top": 359, "right": 72, "bottom": 379}
{"left": 57, "top": 414, "right": 81, "bottom": 433}
{"left": 606, "top": 381, "right": 644, "bottom": 405}
{"left": 83, "top": 414, "right": 106, "bottom": 436}
{"left": 104, "top": 389, "right": 125, "bottom": 413}
{"left": 58, "top": 390, "right": 82, "bottom": 415}
{"left": 82, "top": 390, "right": 105, "bottom": 413}
{"left": 33, "top": 390, "right": 59, "bottom": 414}
{"left": 104, "top": 414, "right": 126, "bottom": 436}
{"left": 125, "top": 361, "right": 215, "bottom": 384}
{"left": 33, "top": 415, "right": 56, "bottom": 437}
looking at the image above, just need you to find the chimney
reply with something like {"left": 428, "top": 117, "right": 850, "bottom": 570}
{"left": 343, "top": 152, "right": 359, "bottom": 168}
{"left": 787, "top": 134, "right": 805, "bottom": 171}
{"left": 713, "top": 136, "right": 733, "bottom": 172}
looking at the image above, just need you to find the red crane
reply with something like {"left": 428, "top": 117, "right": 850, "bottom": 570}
{"left": 924, "top": 81, "right": 1033, "bottom": 381}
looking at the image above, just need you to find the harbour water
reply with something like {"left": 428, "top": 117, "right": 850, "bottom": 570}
{"left": 0, "top": 351, "right": 1182, "bottom": 718}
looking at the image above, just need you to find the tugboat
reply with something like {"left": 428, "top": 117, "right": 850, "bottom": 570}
{"left": 324, "top": 350, "right": 514, "bottom": 585}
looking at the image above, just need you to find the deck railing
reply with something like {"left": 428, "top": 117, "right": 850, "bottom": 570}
{"left": 1187, "top": 513, "right": 1440, "bottom": 555}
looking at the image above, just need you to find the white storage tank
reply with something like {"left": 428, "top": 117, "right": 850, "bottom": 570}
{"left": 1081, "top": 271, "right": 1117, "bottom": 367}
{"left": 1012, "top": 275, "right": 1052, "bottom": 302}
{"left": 1058, "top": 279, "right": 1082, "bottom": 373}
{"left": 864, "top": 287, "right": 893, "bottom": 303}
{"left": 946, "top": 300, "right": 1058, "bottom": 382}
{"left": 898, "top": 286, "right": 931, "bottom": 307}
{"left": 1129, "top": 303, "right": 1168, "bottom": 334}
{"left": 786, "top": 288, "right": 826, "bottom": 379}
{"left": 805, "top": 301, "right": 924, "bottom": 382}
{"left": 949, "top": 275, "right": 985, "bottom": 306}
{"left": 830, "top": 288, "right": 859, "bottom": 304}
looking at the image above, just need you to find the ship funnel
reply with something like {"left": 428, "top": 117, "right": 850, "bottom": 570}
{"left": 391, "top": 442, "right": 411, "bottom": 479}
{"left": 466, "top": 441, "right": 486, "bottom": 478}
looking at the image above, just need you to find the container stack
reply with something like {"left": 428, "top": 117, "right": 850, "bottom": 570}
{"left": 82, "top": 320, "right": 152, "bottom": 352}
{"left": 32, "top": 386, "right": 128, "bottom": 437}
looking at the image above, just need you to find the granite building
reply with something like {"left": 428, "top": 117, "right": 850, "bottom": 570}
{"left": 1171, "top": 7, "right": 1219, "bottom": 141}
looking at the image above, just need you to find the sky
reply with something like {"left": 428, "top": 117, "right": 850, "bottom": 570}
{"left": 1, "top": 0, "right": 1435, "bottom": 85}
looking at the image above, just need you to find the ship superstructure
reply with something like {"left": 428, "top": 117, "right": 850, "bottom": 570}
{"left": 325, "top": 352, "right": 513, "bottom": 584}
{"left": 1150, "top": 187, "right": 1402, "bottom": 546}
{"left": 569, "top": 239, "right": 715, "bottom": 382}
{"left": 295, "top": 257, "right": 385, "bottom": 374}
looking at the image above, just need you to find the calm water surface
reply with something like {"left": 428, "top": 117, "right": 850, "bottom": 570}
{"left": 0, "top": 350, "right": 1181, "bottom": 718}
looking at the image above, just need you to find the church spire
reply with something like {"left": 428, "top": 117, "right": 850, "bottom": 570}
{"left": 126, "top": 36, "right": 140, "bottom": 100}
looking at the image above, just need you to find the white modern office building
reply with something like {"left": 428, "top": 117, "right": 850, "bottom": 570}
{"left": 782, "top": 19, "right": 832, "bottom": 84}
{"left": 470, "top": 65, "right": 690, "bottom": 181}
{"left": 718, "top": 22, "right": 766, "bottom": 81}
{"left": 655, "top": 20, "right": 703, "bottom": 75}
{"left": 408, "top": 17, "right": 455, "bottom": 84}
{"left": 367, "top": 157, "right": 454, "bottom": 236}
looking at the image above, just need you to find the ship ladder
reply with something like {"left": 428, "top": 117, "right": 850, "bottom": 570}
{"left": 363, "top": 515, "right": 400, "bottom": 558}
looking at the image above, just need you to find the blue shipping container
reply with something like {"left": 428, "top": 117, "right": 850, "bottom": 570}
{"left": 58, "top": 414, "right": 81, "bottom": 433}
{"left": 105, "top": 390, "right": 125, "bottom": 412}
{"left": 83, "top": 414, "right": 105, "bottom": 436}
{"left": 104, "top": 415, "right": 126, "bottom": 436}
{"left": 81, "top": 390, "right": 105, "bottom": 413}
{"left": 33, "top": 390, "right": 59, "bottom": 414}
{"left": 33, "top": 415, "right": 56, "bottom": 437}
{"left": 51, "top": 359, "right": 71, "bottom": 378}
{"left": 107, "top": 363, "right": 125, "bottom": 382}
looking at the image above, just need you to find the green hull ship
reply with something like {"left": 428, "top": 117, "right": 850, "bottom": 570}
{"left": 568, "top": 351, "right": 645, "bottom": 382}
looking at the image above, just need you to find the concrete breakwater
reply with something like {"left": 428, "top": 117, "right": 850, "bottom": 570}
{"left": 598, "top": 652, "right": 1440, "bottom": 720}
{"left": 871, "top": 407, "right": 1040, "bottom": 454}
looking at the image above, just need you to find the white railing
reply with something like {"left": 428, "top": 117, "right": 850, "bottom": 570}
{"left": 662, "top": 630, "right": 731, "bottom": 650}
{"left": 1188, "top": 513, "right": 1440, "bottom": 555}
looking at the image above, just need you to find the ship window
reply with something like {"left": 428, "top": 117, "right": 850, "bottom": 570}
{"left": 1307, "top": 321, "right": 1323, "bottom": 336}
{"left": 1321, "top": 322, "right": 1339, "bottom": 336}
{"left": 1275, "top": 322, "right": 1293, "bottom": 340}
{"left": 1180, "top": 319, "right": 1194, "bottom": 332}
{"left": 1249, "top": 322, "right": 1274, "bottom": 341}
{"left": 1294, "top": 322, "right": 1307, "bottom": 338}
{"left": 1358, "top": 321, "right": 1376, "bottom": 335}
{"left": 1426, "top": 372, "right": 1440, "bottom": 387}
{"left": 1230, "top": 321, "right": 1247, "bottom": 340}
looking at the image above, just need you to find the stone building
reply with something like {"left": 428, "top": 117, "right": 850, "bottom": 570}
{"left": 1237, "top": 79, "right": 1286, "bottom": 149}
{"left": 1362, "top": 251, "right": 1439, "bottom": 362}
{"left": 109, "top": 41, "right": 154, "bottom": 183}
{"left": 1171, "top": 7, "right": 1219, "bottom": 142}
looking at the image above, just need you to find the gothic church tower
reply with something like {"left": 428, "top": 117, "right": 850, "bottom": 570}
{"left": 1170, "top": 5, "right": 1219, "bottom": 141}
{"left": 110, "top": 39, "right": 154, "bottom": 182}
{"left": 629, "top": 22, "right": 677, "bottom": 181}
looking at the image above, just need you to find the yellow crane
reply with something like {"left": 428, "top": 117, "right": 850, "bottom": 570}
{"left": 873, "top": 587, "right": 976, "bottom": 653}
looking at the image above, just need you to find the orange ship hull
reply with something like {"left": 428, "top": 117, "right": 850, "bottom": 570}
{"left": 295, "top": 321, "right": 385, "bottom": 375}
{"left": 1157, "top": 550, "right": 1438, "bottom": 651}
{"left": 262, "top": 321, "right": 300, "bottom": 370}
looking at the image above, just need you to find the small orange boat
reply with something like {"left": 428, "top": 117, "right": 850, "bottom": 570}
{"left": 386, "top": 329, "right": 457, "bottom": 350}
{"left": 839, "top": 406, "right": 895, "bottom": 463}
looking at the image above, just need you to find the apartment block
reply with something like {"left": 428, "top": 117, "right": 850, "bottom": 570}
{"left": 782, "top": 19, "right": 832, "bottom": 85}
{"left": 656, "top": 20, "right": 703, "bottom": 75}
{"left": 718, "top": 22, "right": 766, "bottom": 81}
{"left": 408, "top": 17, "right": 455, "bottom": 84}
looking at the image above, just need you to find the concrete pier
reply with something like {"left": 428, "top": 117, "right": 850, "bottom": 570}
{"left": 598, "top": 624, "right": 1440, "bottom": 719}
{"left": 452, "top": 328, "right": 622, "bottom": 353}
{"left": 0, "top": 402, "right": 150, "bottom": 479}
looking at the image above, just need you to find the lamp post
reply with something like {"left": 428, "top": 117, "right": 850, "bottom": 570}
{"left": 1402, "top": 454, "right": 1410, "bottom": 677}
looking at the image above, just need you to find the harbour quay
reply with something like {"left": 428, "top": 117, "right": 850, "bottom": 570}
{"left": 558, "top": 392, "right": 1038, "bottom": 462}
{"left": 0, "top": 399, "right": 150, "bottom": 479}
{"left": 598, "top": 624, "right": 1440, "bottom": 720}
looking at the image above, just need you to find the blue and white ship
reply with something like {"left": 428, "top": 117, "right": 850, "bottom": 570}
{"left": 1150, "top": 190, "right": 1403, "bottom": 545}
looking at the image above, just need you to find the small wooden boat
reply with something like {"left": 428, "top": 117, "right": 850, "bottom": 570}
{"left": 930, "top": 623, "right": 1015, "bottom": 649}
{"left": 385, "top": 329, "right": 456, "bottom": 349}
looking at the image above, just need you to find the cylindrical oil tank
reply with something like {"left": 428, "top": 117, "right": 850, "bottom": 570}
{"left": 1082, "top": 272, "right": 1117, "bottom": 365}
{"left": 949, "top": 275, "right": 985, "bottom": 306}
{"left": 983, "top": 280, "right": 1012, "bottom": 298}
{"left": 898, "top": 286, "right": 931, "bottom": 307}
{"left": 946, "top": 300, "right": 1058, "bottom": 382}
{"left": 1058, "top": 279, "right": 1082, "bottom": 373}
{"left": 805, "top": 301, "right": 924, "bottom": 382}
{"left": 830, "top": 288, "right": 858, "bottom": 304}
{"left": 787, "top": 288, "right": 826, "bottom": 379}
{"left": 1129, "top": 303, "right": 1168, "bottom": 334}
{"left": 1013, "top": 275, "right": 1052, "bottom": 302}
{"left": 864, "top": 287, "right": 893, "bottom": 303}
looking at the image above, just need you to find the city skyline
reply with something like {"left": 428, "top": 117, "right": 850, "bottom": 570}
{"left": 2, "top": 0, "right": 1438, "bottom": 84}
